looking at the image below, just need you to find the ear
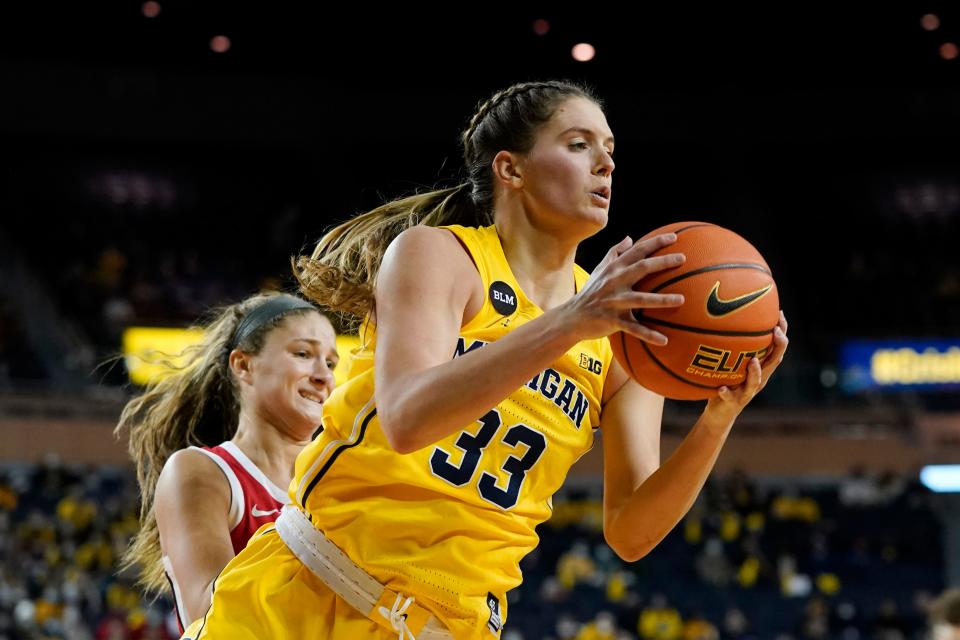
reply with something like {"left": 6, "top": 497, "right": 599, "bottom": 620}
{"left": 228, "top": 349, "right": 254, "bottom": 385}
{"left": 491, "top": 150, "right": 524, "bottom": 191}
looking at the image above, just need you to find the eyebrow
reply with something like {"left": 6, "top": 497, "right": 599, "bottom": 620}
{"left": 560, "top": 127, "right": 615, "bottom": 146}
{"left": 292, "top": 338, "right": 339, "bottom": 360}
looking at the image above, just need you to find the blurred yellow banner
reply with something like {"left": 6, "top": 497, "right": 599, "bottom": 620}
{"left": 122, "top": 327, "right": 359, "bottom": 387}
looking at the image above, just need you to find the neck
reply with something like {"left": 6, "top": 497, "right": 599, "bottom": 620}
{"left": 495, "top": 214, "right": 580, "bottom": 311}
{"left": 231, "top": 411, "right": 309, "bottom": 490}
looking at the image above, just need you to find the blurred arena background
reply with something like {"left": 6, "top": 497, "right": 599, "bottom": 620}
{"left": 1, "top": 4, "right": 959, "bottom": 639}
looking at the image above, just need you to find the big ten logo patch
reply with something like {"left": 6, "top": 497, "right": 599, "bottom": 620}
{"left": 688, "top": 344, "right": 771, "bottom": 380}
{"left": 489, "top": 281, "right": 518, "bottom": 316}
{"left": 486, "top": 592, "right": 502, "bottom": 635}
{"left": 579, "top": 353, "right": 603, "bottom": 375}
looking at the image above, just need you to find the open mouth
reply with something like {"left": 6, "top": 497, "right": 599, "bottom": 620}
{"left": 590, "top": 191, "right": 610, "bottom": 205}
{"left": 299, "top": 390, "right": 324, "bottom": 405}
{"left": 590, "top": 186, "right": 611, "bottom": 202}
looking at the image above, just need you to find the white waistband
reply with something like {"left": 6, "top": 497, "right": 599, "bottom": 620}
{"left": 274, "top": 505, "right": 453, "bottom": 640}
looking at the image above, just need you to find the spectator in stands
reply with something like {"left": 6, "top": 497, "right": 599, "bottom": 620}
{"left": 871, "top": 597, "right": 907, "bottom": 640}
{"left": 798, "top": 597, "right": 830, "bottom": 639}
{"left": 639, "top": 593, "right": 683, "bottom": 640}
{"left": 115, "top": 292, "right": 337, "bottom": 631}
{"left": 839, "top": 466, "right": 883, "bottom": 508}
{"left": 682, "top": 614, "right": 719, "bottom": 640}
{"left": 722, "top": 606, "right": 751, "bottom": 640}
{"left": 695, "top": 536, "right": 732, "bottom": 587}
{"left": 557, "top": 541, "right": 601, "bottom": 591}
{"left": 577, "top": 610, "right": 619, "bottom": 640}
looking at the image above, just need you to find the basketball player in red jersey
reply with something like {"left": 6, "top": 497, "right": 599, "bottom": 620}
{"left": 115, "top": 292, "right": 338, "bottom": 631}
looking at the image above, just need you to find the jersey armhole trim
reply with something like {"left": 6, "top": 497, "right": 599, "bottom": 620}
{"left": 440, "top": 227, "right": 487, "bottom": 331}
{"left": 162, "top": 554, "right": 190, "bottom": 631}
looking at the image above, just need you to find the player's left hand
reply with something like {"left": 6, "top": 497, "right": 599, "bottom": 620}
{"left": 705, "top": 310, "right": 789, "bottom": 421}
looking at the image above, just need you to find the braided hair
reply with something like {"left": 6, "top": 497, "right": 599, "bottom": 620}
{"left": 295, "top": 80, "right": 600, "bottom": 324}
{"left": 460, "top": 81, "right": 600, "bottom": 218}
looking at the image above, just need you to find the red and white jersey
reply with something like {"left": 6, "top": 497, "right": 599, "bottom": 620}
{"left": 190, "top": 441, "right": 289, "bottom": 551}
{"left": 164, "top": 440, "right": 289, "bottom": 631}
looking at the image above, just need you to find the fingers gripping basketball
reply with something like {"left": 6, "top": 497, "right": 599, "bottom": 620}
{"left": 611, "top": 222, "right": 780, "bottom": 401}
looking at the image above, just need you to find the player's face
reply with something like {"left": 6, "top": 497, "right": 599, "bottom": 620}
{"left": 517, "top": 96, "right": 615, "bottom": 237}
{"left": 248, "top": 312, "right": 338, "bottom": 437}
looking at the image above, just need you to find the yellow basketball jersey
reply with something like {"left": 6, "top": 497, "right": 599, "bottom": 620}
{"left": 292, "top": 224, "right": 612, "bottom": 640}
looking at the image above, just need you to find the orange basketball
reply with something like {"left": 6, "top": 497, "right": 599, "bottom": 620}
{"left": 610, "top": 221, "right": 779, "bottom": 401}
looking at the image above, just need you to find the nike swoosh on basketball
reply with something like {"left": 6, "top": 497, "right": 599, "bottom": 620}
{"left": 251, "top": 505, "right": 280, "bottom": 518}
{"left": 706, "top": 282, "right": 773, "bottom": 317}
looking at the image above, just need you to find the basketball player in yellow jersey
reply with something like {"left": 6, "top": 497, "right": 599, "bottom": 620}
{"left": 183, "top": 81, "right": 789, "bottom": 640}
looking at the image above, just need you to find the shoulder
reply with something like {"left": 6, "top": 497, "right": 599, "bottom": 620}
{"left": 385, "top": 225, "right": 474, "bottom": 266}
{"left": 156, "top": 448, "right": 232, "bottom": 505}
{"left": 154, "top": 448, "right": 236, "bottom": 564}
{"left": 375, "top": 224, "right": 485, "bottom": 330}
{"left": 379, "top": 225, "right": 480, "bottom": 293}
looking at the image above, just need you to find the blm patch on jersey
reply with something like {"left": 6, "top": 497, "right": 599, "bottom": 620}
{"left": 489, "top": 281, "right": 518, "bottom": 316}
{"left": 486, "top": 592, "right": 502, "bottom": 635}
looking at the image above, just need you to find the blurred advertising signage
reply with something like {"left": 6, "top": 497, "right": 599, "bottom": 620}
{"left": 122, "top": 327, "right": 359, "bottom": 386}
{"left": 920, "top": 465, "right": 960, "bottom": 493}
{"left": 840, "top": 339, "right": 960, "bottom": 392}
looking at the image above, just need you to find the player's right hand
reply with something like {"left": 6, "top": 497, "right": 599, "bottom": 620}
{"left": 561, "top": 233, "right": 686, "bottom": 343}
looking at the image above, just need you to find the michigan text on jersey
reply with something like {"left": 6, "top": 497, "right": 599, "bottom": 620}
{"left": 454, "top": 337, "right": 589, "bottom": 429}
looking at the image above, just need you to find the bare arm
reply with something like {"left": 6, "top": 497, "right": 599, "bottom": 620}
{"left": 374, "top": 226, "right": 685, "bottom": 453}
{"left": 601, "top": 368, "right": 729, "bottom": 562}
{"left": 154, "top": 449, "right": 236, "bottom": 625}
{"left": 601, "top": 313, "right": 790, "bottom": 561}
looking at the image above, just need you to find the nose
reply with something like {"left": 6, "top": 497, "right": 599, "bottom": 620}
{"left": 595, "top": 149, "right": 614, "bottom": 176}
{"left": 311, "top": 360, "right": 336, "bottom": 396}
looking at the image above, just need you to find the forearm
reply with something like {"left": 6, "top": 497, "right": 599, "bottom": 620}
{"left": 605, "top": 409, "right": 735, "bottom": 561}
{"left": 377, "top": 306, "right": 579, "bottom": 453}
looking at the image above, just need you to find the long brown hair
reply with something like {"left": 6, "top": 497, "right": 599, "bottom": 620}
{"left": 116, "top": 292, "right": 320, "bottom": 593}
{"left": 294, "top": 80, "right": 601, "bottom": 323}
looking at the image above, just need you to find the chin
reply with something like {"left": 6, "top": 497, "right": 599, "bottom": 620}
{"left": 294, "top": 401, "right": 324, "bottom": 427}
{"left": 576, "top": 209, "right": 608, "bottom": 235}
{"left": 291, "top": 416, "right": 322, "bottom": 439}
{"left": 302, "top": 407, "right": 324, "bottom": 425}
